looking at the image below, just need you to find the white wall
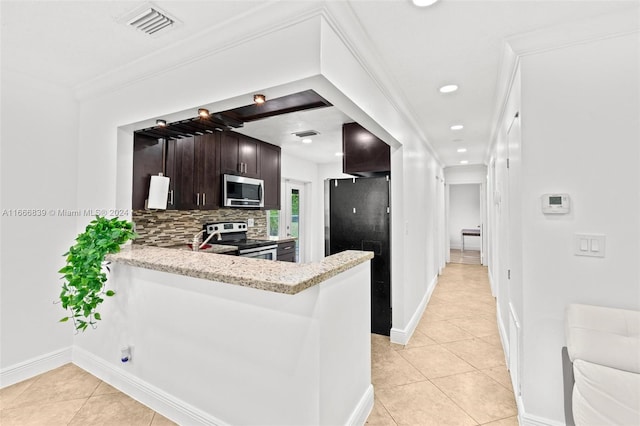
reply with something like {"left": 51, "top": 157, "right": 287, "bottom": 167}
{"left": 519, "top": 32, "right": 639, "bottom": 423}
{"left": 488, "top": 29, "right": 639, "bottom": 424}
{"left": 444, "top": 165, "right": 487, "bottom": 184}
{"left": 280, "top": 153, "right": 320, "bottom": 262}
{"left": 449, "top": 184, "right": 481, "bottom": 250}
{"left": 0, "top": 71, "right": 78, "bottom": 382}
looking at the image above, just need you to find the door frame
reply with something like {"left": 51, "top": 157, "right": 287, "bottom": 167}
{"left": 445, "top": 182, "right": 485, "bottom": 263}
{"left": 282, "top": 179, "right": 308, "bottom": 263}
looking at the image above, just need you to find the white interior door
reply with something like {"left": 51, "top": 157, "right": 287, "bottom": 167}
{"left": 283, "top": 181, "right": 305, "bottom": 262}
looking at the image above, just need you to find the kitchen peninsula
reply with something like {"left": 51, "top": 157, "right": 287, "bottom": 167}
{"left": 72, "top": 246, "right": 374, "bottom": 426}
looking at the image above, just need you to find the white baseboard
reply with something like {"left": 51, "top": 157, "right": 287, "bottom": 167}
{"left": 72, "top": 346, "right": 228, "bottom": 426}
{"left": 496, "top": 302, "right": 509, "bottom": 364}
{"left": 520, "top": 410, "right": 565, "bottom": 426}
{"left": 390, "top": 274, "right": 438, "bottom": 345}
{"left": 346, "top": 384, "right": 374, "bottom": 426}
{"left": 0, "top": 347, "right": 72, "bottom": 388}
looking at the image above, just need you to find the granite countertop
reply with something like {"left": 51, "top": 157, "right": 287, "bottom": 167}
{"left": 167, "top": 243, "right": 238, "bottom": 255}
{"left": 268, "top": 236, "right": 297, "bottom": 244}
{"left": 107, "top": 245, "right": 373, "bottom": 295}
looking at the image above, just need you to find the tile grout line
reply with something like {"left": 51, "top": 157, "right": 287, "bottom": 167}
{"left": 65, "top": 379, "right": 101, "bottom": 426}
{"left": 427, "top": 375, "right": 484, "bottom": 425}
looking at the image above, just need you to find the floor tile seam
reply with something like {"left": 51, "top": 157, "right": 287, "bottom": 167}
{"left": 66, "top": 394, "right": 94, "bottom": 425}
{"left": 427, "top": 335, "right": 476, "bottom": 345}
{"left": 372, "top": 395, "right": 399, "bottom": 425}
{"left": 478, "top": 415, "right": 518, "bottom": 425}
{"left": 477, "top": 368, "right": 515, "bottom": 393}
{"left": 427, "top": 376, "right": 485, "bottom": 425}
{"left": 0, "top": 378, "right": 38, "bottom": 408}
{"left": 0, "top": 396, "right": 89, "bottom": 417}
{"left": 88, "top": 381, "right": 105, "bottom": 398}
{"left": 439, "top": 345, "right": 506, "bottom": 371}
{"left": 398, "top": 342, "right": 477, "bottom": 378}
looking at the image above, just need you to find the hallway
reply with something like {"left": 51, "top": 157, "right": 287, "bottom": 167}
{"left": 367, "top": 263, "right": 518, "bottom": 425}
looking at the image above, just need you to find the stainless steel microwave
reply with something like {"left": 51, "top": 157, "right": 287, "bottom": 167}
{"left": 223, "top": 174, "right": 264, "bottom": 208}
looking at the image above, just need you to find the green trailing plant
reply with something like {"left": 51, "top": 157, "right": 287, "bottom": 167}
{"left": 58, "top": 216, "right": 137, "bottom": 332}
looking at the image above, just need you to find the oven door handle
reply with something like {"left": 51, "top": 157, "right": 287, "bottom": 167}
{"left": 238, "top": 245, "right": 278, "bottom": 255}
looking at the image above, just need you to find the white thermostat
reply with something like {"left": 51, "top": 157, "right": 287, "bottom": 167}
{"left": 541, "top": 193, "right": 570, "bottom": 214}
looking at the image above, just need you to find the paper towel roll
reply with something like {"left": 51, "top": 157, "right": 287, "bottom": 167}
{"left": 147, "top": 174, "right": 170, "bottom": 209}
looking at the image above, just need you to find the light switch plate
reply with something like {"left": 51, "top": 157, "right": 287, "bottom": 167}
{"left": 247, "top": 218, "right": 255, "bottom": 227}
{"left": 574, "top": 234, "right": 606, "bottom": 258}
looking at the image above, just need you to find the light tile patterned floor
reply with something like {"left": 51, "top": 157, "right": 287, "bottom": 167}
{"left": 366, "top": 263, "right": 518, "bottom": 425}
{"left": 0, "top": 263, "right": 515, "bottom": 425}
{"left": 0, "top": 364, "right": 176, "bottom": 425}
{"left": 450, "top": 248, "right": 482, "bottom": 265}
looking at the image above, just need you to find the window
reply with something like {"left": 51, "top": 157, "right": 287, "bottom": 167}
{"left": 267, "top": 210, "right": 280, "bottom": 237}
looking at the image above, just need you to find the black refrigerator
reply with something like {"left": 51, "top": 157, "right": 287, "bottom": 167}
{"left": 325, "top": 176, "right": 391, "bottom": 336}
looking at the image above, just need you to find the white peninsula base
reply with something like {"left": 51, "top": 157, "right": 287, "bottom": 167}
{"left": 72, "top": 253, "right": 373, "bottom": 425}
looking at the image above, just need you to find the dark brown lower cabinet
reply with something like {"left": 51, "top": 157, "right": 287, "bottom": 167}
{"left": 277, "top": 241, "right": 296, "bottom": 262}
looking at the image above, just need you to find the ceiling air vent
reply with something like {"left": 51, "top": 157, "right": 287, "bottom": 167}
{"left": 293, "top": 130, "right": 320, "bottom": 138}
{"left": 127, "top": 7, "right": 175, "bottom": 35}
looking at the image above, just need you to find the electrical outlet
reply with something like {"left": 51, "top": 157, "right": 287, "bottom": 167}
{"left": 248, "top": 218, "right": 254, "bottom": 227}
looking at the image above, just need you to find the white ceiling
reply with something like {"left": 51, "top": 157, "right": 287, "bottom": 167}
{"left": 2, "top": 0, "right": 636, "bottom": 167}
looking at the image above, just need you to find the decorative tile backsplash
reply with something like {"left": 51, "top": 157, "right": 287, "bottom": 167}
{"left": 132, "top": 209, "right": 268, "bottom": 247}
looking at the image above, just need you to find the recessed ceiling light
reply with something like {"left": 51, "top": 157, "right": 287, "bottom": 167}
{"left": 457, "top": 148, "right": 467, "bottom": 153}
{"left": 302, "top": 138, "right": 312, "bottom": 144}
{"left": 439, "top": 84, "right": 458, "bottom": 93}
{"left": 253, "top": 94, "right": 266, "bottom": 104}
{"left": 412, "top": 0, "right": 439, "bottom": 6}
{"left": 156, "top": 119, "right": 167, "bottom": 127}
{"left": 335, "top": 152, "right": 344, "bottom": 157}
{"left": 450, "top": 124, "right": 464, "bottom": 131}
{"left": 460, "top": 160, "right": 469, "bottom": 165}
{"left": 198, "top": 108, "right": 209, "bottom": 118}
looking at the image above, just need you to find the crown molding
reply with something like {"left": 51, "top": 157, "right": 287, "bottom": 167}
{"left": 72, "top": 1, "right": 325, "bottom": 101}
{"left": 321, "top": 1, "right": 442, "bottom": 165}
{"left": 484, "top": 6, "right": 639, "bottom": 164}
{"left": 507, "top": 5, "right": 639, "bottom": 58}
{"left": 72, "top": 0, "right": 442, "bottom": 166}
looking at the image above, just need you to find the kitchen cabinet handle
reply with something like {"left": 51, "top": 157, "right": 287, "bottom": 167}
{"left": 197, "top": 193, "right": 200, "bottom": 206}
{"left": 169, "top": 190, "right": 174, "bottom": 205}
{"left": 202, "top": 193, "right": 206, "bottom": 205}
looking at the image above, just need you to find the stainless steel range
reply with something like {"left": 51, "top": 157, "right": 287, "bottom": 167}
{"left": 203, "top": 221, "right": 278, "bottom": 260}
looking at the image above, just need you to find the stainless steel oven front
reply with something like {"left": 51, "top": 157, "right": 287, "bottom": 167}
{"left": 238, "top": 244, "right": 278, "bottom": 260}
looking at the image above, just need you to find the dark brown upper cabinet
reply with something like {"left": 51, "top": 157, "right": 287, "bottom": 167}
{"left": 134, "top": 129, "right": 280, "bottom": 211}
{"left": 260, "top": 142, "right": 281, "bottom": 210}
{"left": 132, "top": 134, "right": 165, "bottom": 210}
{"left": 342, "top": 122, "right": 391, "bottom": 177}
{"left": 220, "top": 132, "right": 261, "bottom": 178}
{"left": 166, "top": 132, "right": 221, "bottom": 210}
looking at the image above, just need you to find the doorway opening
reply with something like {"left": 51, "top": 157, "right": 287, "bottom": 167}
{"left": 448, "top": 183, "right": 482, "bottom": 265}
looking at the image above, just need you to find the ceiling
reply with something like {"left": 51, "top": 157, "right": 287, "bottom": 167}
{"left": 2, "top": 0, "right": 636, "bottom": 167}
